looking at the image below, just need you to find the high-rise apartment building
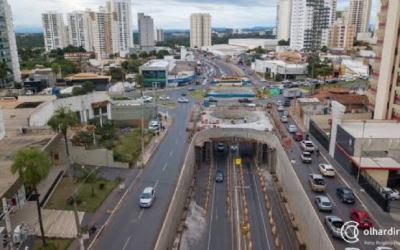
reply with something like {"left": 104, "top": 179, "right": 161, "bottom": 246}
{"left": 328, "top": 18, "right": 355, "bottom": 51}
{"left": 0, "top": 0, "right": 20, "bottom": 86}
{"left": 190, "top": 13, "right": 211, "bottom": 48}
{"left": 107, "top": 0, "right": 133, "bottom": 51}
{"left": 347, "top": 0, "right": 371, "bottom": 34}
{"left": 290, "top": 0, "right": 336, "bottom": 51}
{"left": 276, "top": 0, "right": 292, "bottom": 41}
{"left": 87, "top": 7, "right": 119, "bottom": 59}
{"left": 67, "top": 11, "right": 92, "bottom": 51}
{"left": 367, "top": 0, "right": 400, "bottom": 120}
{"left": 156, "top": 28, "right": 165, "bottom": 43}
{"left": 138, "top": 13, "right": 155, "bottom": 49}
{"left": 42, "top": 12, "right": 68, "bottom": 52}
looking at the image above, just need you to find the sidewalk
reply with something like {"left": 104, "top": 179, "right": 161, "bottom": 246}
{"left": 68, "top": 114, "right": 173, "bottom": 250}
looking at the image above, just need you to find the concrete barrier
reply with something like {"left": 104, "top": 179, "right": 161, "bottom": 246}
{"left": 70, "top": 146, "right": 130, "bottom": 168}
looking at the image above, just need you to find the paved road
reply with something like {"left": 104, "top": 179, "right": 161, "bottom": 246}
{"left": 275, "top": 107, "right": 388, "bottom": 250}
{"left": 203, "top": 150, "right": 232, "bottom": 250}
{"left": 93, "top": 89, "right": 194, "bottom": 250}
{"left": 242, "top": 158, "right": 275, "bottom": 250}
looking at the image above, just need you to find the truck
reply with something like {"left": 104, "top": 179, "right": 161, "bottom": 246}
{"left": 282, "top": 88, "right": 302, "bottom": 98}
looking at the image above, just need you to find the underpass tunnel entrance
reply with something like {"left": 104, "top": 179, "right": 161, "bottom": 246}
{"left": 194, "top": 138, "right": 277, "bottom": 172}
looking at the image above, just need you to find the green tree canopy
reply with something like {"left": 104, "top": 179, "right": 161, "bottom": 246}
{"left": 47, "top": 107, "right": 78, "bottom": 137}
{"left": 108, "top": 67, "right": 125, "bottom": 82}
{"left": 156, "top": 50, "right": 170, "bottom": 59}
{"left": 278, "top": 39, "right": 290, "bottom": 46}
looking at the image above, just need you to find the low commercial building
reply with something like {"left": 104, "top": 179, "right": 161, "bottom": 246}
{"left": 22, "top": 67, "right": 56, "bottom": 92}
{"left": 314, "top": 88, "right": 369, "bottom": 113}
{"left": 341, "top": 59, "right": 369, "bottom": 78}
{"left": 140, "top": 59, "right": 196, "bottom": 88}
{"left": 294, "top": 98, "right": 326, "bottom": 128}
{"left": 252, "top": 59, "right": 307, "bottom": 79}
{"left": 64, "top": 73, "right": 111, "bottom": 91}
{"left": 228, "top": 39, "right": 278, "bottom": 50}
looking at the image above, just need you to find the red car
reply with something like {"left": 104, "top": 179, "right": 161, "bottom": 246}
{"left": 350, "top": 209, "right": 373, "bottom": 229}
{"left": 293, "top": 131, "right": 303, "bottom": 141}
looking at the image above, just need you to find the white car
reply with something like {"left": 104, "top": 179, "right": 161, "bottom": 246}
{"left": 139, "top": 187, "right": 155, "bottom": 208}
{"left": 300, "top": 140, "right": 315, "bottom": 152}
{"left": 301, "top": 152, "right": 312, "bottom": 163}
{"left": 380, "top": 187, "right": 400, "bottom": 200}
{"left": 281, "top": 115, "right": 288, "bottom": 123}
{"left": 277, "top": 105, "right": 285, "bottom": 111}
{"left": 159, "top": 95, "right": 170, "bottom": 101}
{"left": 287, "top": 124, "right": 297, "bottom": 133}
{"left": 138, "top": 95, "right": 153, "bottom": 103}
{"left": 319, "top": 164, "right": 336, "bottom": 177}
{"left": 148, "top": 120, "right": 160, "bottom": 131}
{"left": 178, "top": 97, "right": 189, "bottom": 103}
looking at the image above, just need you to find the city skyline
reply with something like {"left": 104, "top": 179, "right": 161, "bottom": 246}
{"left": 11, "top": 0, "right": 379, "bottom": 32}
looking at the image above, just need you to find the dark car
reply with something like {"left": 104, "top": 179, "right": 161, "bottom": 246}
{"left": 215, "top": 170, "right": 224, "bottom": 183}
{"left": 209, "top": 96, "right": 218, "bottom": 102}
{"left": 238, "top": 98, "right": 252, "bottom": 103}
{"left": 336, "top": 187, "right": 356, "bottom": 204}
{"left": 181, "top": 92, "right": 187, "bottom": 96}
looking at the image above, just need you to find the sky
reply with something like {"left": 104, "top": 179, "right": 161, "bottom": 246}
{"left": 9, "top": 0, "right": 378, "bottom": 32}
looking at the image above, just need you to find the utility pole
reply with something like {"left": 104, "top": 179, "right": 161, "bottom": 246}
{"left": 2, "top": 198, "right": 13, "bottom": 250}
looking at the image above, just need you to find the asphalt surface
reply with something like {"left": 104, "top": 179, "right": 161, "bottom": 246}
{"left": 93, "top": 89, "right": 194, "bottom": 250}
{"left": 202, "top": 150, "right": 233, "bottom": 250}
{"left": 276, "top": 106, "right": 387, "bottom": 250}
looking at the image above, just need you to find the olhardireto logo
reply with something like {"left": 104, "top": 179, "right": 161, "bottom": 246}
{"left": 341, "top": 221, "right": 360, "bottom": 244}
{"left": 341, "top": 221, "right": 400, "bottom": 244}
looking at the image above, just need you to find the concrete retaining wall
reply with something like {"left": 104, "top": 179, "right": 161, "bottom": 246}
{"left": 155, "top": 128, "right": 334, "bottom": 250}
{"left": 70, "top": 146, "right": 129, "bottom": 168}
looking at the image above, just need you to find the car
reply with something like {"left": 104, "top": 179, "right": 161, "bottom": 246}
{"left": 350, "top": 209, "right": 373, "bottom": 229}
{"left": 140, "top": 95, "right": 153, "bottom": 103}
{"left": 293, "top": 131, "right": 303, "bottom": 141}
{"left": 181, "top": 92, "right": 187, "bottom": 96}
{"left": 238, "top": 98, "right": 252, "bottom": 103}
{"left": 336, "top": 187, "right": 356, "bottom": 204}
{"left": 287, "top": 124, "right": 297, "bottom": 133}
{"left": 300, "top": 140, "right": 315, "bottom": 152}
{"left": 301, "top": 152, "right": 312, "bottom": 163}
{"left": 209, "top": 96, "right": 218, "bottom": 102}
{"left": 309, "top": 174, "right": 326, "bottom": 192}
{"left": 380, "top": 187, "right": 400, "bottom": 200}
{"left": 188, "top": 87, "right": 195, "bottom": 91}
{"left": 159, "top": 95, "right": 170, "bottom": 101}
{"left": 281, "top": 115, "right": 288, "bottom": 123}
{"left": 230, "top": 144, "right": 238, "bottom": 152}
{"left": 148, "top": 120, "right": 160, "bottom": 131}
{"left": 277, "top": 105, "right": 285, "bottom": 112}
{"left": 178, "top": 97, "right": 189, "bottom": 103}
{"left": 215, "top": 170, "right": 224, "bottom": 183}
{"left": 217, "top": 142, "right": 225, "bottom": 152}
{"left": 319, "top": 164, "right": 336, "bottom": 177}
{"left": 324, "top": 216, "right": 345, "bottom": 238}
{"left": 315, "top": 195, "right": 332, "bottom": 212}
{"left": 139, "top": 187, "right": 155, "bottom": 208}
{"left": 276, "top": 100, "right": 282, "bottom": 106}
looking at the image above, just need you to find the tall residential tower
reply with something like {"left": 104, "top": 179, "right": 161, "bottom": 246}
{"left": 190, "top": 13, "right": 211, "bottom": 48}
{"left": 107, "top": 0, "right": 133, "bottom": 51}
{"left": 67, "top": 11, "right": 92, "bottom": 51}
{"left": 276, "top": 0, "right": 292, "bottom": 41}
{"left": 138, "top": 13, "right": 155, "bottom": 49}
{"left": 290, "top": 0, "right": 336, "bottom": 51}
{"left": 347, "top": 0, "right": 372, "bottom": 34}
{"left": 0, "top": 0, "right": 20, "bottom": 86}
{"left": 367, "top": 0, "right": 400, "bottom": 120}
{"left": 42, "top": 12, "right": 68, "bottom": 52}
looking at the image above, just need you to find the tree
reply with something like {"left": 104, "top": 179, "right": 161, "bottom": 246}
{"left": 82, "top": 81, "right": 94, "bottom": 93}
{"left": 47, "top": 107, "right": 83, "bottom": 248}
{"left": 307, "top": 52, "right": 320, "bottom": 78}
{"left": 108, "top": 67, "right": 125, "bottom": 82}
{"left": 321, "top": 46, "right": 329, "bottom": 53}
{"left": 129, "top": 53, "right": 138, "bottom": 60}
{"left": 0, "top": 62, "right": 11, "bottom": 85}
{"left": 315, "top": 65, "right": 333, "bottom": 83}
{"left": 135, "top": 74, "right": 144, "bottom": 96}
{"left": 51, "top": 63, "right": 61, "bottom": 80}
{"left": 278, "top": 39, "right": 289, "bottom": 46}
{"left": 139, "top": 51, "right": 148, "bottom": 58}
{"left": 156, "top": 50, "right": 170, "bottom": 59}
{"left": 77, "top": 167, "right": 99, "bottom": 197}
{"left": 11, "top": 148, "right": 51, "bottom": 246}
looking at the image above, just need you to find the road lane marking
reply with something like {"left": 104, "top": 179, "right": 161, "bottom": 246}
{"left": 162, "top": 162, "right": 168, "bottom": 172}
{"left": 252, "top": 174, "right": 271, "bottom": 250}
{"left": 131, "top": 209, "right": 145, "bottom": 223}
{"left": 169, "top": 149, "right": 174, "bottom": 157}
{"left": 122, "top": 236, "right": 131, "bottom": 250}
{"left": 154, "top": 179, "right": 160, "bottom": 189}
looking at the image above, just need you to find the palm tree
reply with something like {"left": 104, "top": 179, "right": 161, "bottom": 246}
{"left": 78, "top": 167, "right": 99, "bottom": 197}
{"left": 11, "top": 148, "right": 51, "bottom": 246}
{"left": 47, "top": 107, "right": 83, "bottom": 248}
{"left": 135, "top": 73, "right": 144, "bottom": 97}
{"left": 51, "top": 63, "right": 61, "bottom": 81}
{"left": 0, "top": 62, "right": 11, "bottom": 86}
